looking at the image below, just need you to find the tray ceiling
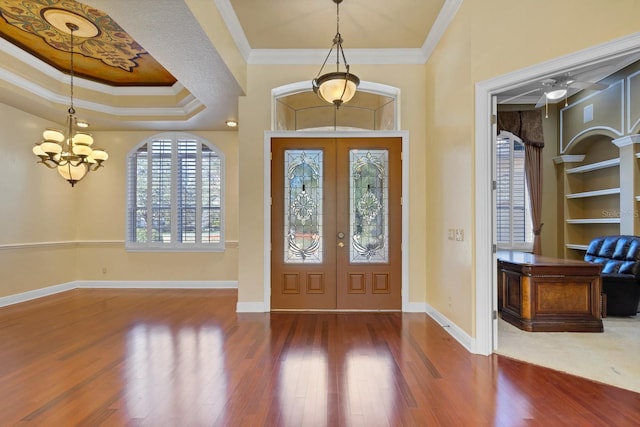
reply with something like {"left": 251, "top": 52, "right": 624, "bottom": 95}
{"left": 0, "top": 0, "right": 636, "bottom": 131}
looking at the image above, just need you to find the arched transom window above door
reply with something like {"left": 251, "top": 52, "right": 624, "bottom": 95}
{"left": 272, "top": 81, "right": 400, "bottom": 131}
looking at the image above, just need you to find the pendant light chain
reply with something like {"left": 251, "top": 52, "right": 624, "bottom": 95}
{"left": 67, "top": 22, "right": 77, "bottom": 116}
{"left": 335, "top": 0, "right": 340, "bottom": 72}
{"left": 311, "top": 0, "right": 359, "bottom": 108}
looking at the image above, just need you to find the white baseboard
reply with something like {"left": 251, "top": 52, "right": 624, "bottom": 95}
{"left": 425, "top": 303, "right": 474, "bottom": 353}
{"left": 0, "top": 282, "right": 76, "bottom": 307}
{"left": 0, "top": 280, "right": 238, "bottom": 308}
{"left": 236, "top": 301, "right": 268, "bottom": 312}
{"left": 76, "top": 280, "right": 238, "bottom": 289}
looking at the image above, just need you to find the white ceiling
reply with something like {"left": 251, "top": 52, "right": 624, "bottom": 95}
{"left": 0, "top": 0, "right": 638, "bottom": 131}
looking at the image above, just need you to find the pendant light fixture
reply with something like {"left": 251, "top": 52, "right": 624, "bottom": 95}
{"left": 32, "top": 13, "right": 108, "bottom": 187}
{"left": 312, "top": 0, "right": 360, "bottom": 109}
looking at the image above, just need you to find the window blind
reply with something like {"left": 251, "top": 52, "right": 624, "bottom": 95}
{"left": 126, "top": 133, "right": 225, "bottom": 251}
{"left": 496, "top": 136, "right": 533, "bottom": 250}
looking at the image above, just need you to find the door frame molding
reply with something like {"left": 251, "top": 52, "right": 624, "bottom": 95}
{"left": 263, "top": 131, "right": 410, "bottom": 311}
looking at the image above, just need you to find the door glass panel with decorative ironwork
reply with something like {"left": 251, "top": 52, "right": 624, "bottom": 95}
{"left": 285, "top": 150, "right": 323, "bottom": 264}
{"left": 350, "top": 150, "right": 389, "bottom": 263}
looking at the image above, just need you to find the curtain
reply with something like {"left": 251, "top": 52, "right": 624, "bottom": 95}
{"left": 497, "top": 110, "right": 545, "bottom": 254}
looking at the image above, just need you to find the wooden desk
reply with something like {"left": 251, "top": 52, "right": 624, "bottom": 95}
{"left": 497, "top": 251, "right": 603, "bottom": 332}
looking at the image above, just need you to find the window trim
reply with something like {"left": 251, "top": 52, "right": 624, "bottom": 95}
{"left": 495, "top": 130, "right": 533, "bottom": 252}
{"left": 125, "top": 132, "right": 225, "bottom": 252}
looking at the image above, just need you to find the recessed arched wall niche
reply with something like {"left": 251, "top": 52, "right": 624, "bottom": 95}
{"left": 272, "top": 81, "right": 400, "bottom": 131}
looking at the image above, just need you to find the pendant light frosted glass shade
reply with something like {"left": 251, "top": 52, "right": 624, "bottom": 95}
{"left": 43, "top": 129, "right": 65, "bottom": 142}
{"left": 57, "top": 162, "right": 88, "bottom": 186}
{"left": 314, "top": 71, "right": 360, "bottom": 107}
{"left": 312, "top": 0, "right": 359, "bottom": 109}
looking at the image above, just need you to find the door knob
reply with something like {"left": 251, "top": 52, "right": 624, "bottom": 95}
{"left": 338, "top": 242, "right": 345, "bottom": 247}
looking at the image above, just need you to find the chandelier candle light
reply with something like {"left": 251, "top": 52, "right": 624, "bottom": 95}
{"left": 32, "top": 15, "right": 108, "bottom": 187}
{"left": 312, "top": 0, "right": 360, "bottom": 109}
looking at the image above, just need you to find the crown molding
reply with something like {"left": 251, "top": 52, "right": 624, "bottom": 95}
{"left": 0, "top": 64, "right": 203, "bottom": 118}
{"left": 0, "top": 40, "right": 204, "bottom": 119}
{"left": 215, "top": 0, "right": 252, "bottom": 62}
{"left": 222, "top": 0, "right": 463, "bottom": 66}
{"left": 248, "top": 48, "right": 427, "bottom": 65}
{"left": 421, "top": 0, "right": 464, "bottom": 62}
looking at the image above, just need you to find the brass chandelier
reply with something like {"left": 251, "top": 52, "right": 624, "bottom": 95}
{"left": 312, "top": 0, "right": 360, "bottom": 109}
{"left": 32, "top": 18, "right": 108, "bottom": 187}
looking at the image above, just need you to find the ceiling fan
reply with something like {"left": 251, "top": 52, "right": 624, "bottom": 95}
{"left": 500, "top": 73, "right": 609, "bottom": 109}
{"left": 533, "top": 76, "right": 608, "bottom": 108}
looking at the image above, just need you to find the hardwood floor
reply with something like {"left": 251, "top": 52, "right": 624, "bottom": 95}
{"left": 0, "top": 289, "right": 638, "bottom": 426}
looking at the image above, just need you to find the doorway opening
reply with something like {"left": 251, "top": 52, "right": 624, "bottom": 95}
{"left": 475, "top": 33, "right": 640, "bottom": 355}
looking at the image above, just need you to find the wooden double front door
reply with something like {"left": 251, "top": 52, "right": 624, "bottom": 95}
{"left": 271, "top": 137, "right": 402, "bottom": 310}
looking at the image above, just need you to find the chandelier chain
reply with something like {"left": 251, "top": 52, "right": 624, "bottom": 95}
{"left": 32, "top": 19, "right": 108, "bottom": 187}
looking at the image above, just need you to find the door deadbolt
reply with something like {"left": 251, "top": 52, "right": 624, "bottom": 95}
{"left": 337, "top": 232, "right": 345, "bottom": 239}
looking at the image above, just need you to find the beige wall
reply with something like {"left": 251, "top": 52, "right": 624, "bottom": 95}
{"left": 0, "top": 104, "right": 78, "bottom": 296}
{"left": 424, "top": 4, "right": 474, "bottom": 332}
{"left": 0, "top": 105, "right": 239, "bottom": 298}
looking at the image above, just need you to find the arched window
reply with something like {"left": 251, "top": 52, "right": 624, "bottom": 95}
{"left": 126, "top": 132, "right": 224, "bottom": 251}
{"left": 272, "top": 81, "right": 400, "bottom": 131}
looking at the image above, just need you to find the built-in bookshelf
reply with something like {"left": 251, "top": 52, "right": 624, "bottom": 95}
{"left": 555, "top": 150, "right": 621, "bottom": 259}
{"left": 565, "top": 158, "right": 620, "bottom": 174}
{"left": 566, "top": 188, "right": 620, "bottom": 199}
{"left": 566, "top": 218, "right": 621, "bottom": 224}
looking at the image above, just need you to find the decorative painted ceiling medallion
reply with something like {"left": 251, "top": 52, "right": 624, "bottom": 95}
{"left": 42, "top": 7, "right": 98, "bottom": 37}
{"left": 0, "top": 0, "right": 145, "bottom": 72}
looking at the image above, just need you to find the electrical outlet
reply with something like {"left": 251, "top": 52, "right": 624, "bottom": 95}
{"left": 447, "top": 229, "right": 455, "bottom": 240}
{"left": 455, "top": 229, "right": 464, "bottom": 241}
{"left": 102, "top": 267, "right": 107, "bottom": 274}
